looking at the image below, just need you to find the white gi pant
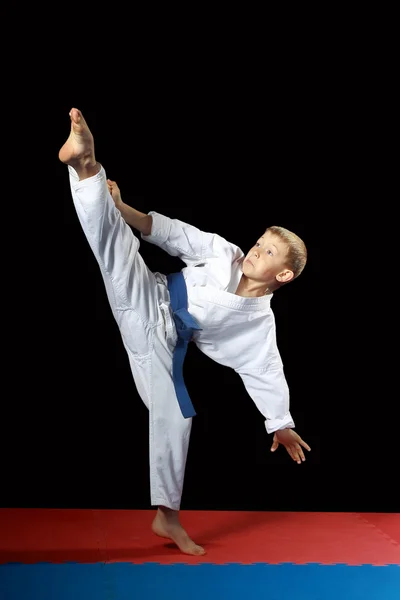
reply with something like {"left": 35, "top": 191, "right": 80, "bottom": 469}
{"left": 68, "top": 165, "right": 192, "bottom": 511}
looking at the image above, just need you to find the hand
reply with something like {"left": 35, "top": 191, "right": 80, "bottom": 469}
{"left": 270, "top": 428, "right": 311, "bottom": 464}
{"left": 107, "top": 179, "right": 123, "bottom": 210}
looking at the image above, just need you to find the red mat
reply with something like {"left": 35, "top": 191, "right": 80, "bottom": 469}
{"left": 0, "top": 509, "right": 399, "bottom": 565}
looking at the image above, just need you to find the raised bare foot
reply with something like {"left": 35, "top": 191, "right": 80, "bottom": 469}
{"left": 152, "top": 507, "right": 206, "bottom": 556}
{"left": 58, "top": 108, "right": 100, "bottom": 180}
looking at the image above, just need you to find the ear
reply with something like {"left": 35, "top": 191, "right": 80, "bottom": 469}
{"left": 276, "top": 269, "right": 294, "bottom": 284}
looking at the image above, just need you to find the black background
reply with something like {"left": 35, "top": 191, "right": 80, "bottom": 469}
{"left": 3, "top": 39, "right": 396, "bottom": 516}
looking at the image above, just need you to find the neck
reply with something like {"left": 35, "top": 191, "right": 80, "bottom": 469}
{"left": 235, "top": 275, "right": 271, "bottom": 298}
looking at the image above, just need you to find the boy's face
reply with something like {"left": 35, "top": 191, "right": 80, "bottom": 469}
{"left": 242, "top": 231, "right": 294, "bottom": 286}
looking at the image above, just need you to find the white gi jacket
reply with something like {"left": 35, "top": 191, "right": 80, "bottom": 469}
{"left": 143, "top": 212, "right": 295, "bottom": 434}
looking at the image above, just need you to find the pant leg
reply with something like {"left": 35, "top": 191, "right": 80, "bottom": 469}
{"left": 149, "top": 323, "right": 192, "bottom": 510}
{"left": 68, "top": 165, "right": 160, "bottom": 327}
{"left": 121, "top": 300, "right": 192, "bottom": 511}
{"left": 69, "top": 165, "right": 191, "bottom": 510}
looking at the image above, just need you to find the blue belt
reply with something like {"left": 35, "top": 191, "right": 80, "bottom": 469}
{"left": 167, "top": 272, "right": 202, "bottom": 418}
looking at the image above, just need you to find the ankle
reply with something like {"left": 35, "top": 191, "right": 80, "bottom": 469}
{"left": 158, "top": 505, "right": 179, "bottom": 521}
{"left": 74, "top": 160, "right": 100, "bottom": 181}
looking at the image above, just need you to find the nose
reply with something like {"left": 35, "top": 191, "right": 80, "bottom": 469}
{"left": 253, "top": 249, "right": 259, "bottom": 259}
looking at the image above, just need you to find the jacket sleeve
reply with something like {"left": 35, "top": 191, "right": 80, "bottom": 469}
{"left": 141, "top": 211, "right": 242, "bottom": 266}
{"left": 235, "top": 364, "right": 295, "bottom": 434}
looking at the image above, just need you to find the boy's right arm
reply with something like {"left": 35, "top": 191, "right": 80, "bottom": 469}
{"left": 108, "top": 179, "right": 242, "bottom": 266}
{"left": 107, "top": 179, "right": 152, "bottom": 236}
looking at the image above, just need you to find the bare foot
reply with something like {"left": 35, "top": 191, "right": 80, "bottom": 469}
{"left": 152, "top": 507, "right": 206, "bottom": 556}
{"left": 58, "top": 108, "right": 100, "bottom": 180}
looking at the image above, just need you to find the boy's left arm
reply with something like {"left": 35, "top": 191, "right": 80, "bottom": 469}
{"left": 236, "top": 367, "right": 311, "bottom": 464}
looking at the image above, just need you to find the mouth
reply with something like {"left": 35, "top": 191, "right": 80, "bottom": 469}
{"left": 245, "top": 259, "right": 253, "bottom": 266}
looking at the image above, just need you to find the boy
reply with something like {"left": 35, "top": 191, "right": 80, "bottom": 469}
{"left": 59, "top": 108, "right": 311, "bottom": 556}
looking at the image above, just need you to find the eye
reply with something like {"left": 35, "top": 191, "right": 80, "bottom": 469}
{"left": 267, "top": 249, "right": 273, "bottom": 256}
{"left": 255, "top": 242, "right": 261, "bottom": 247}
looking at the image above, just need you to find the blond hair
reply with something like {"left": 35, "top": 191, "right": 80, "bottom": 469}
{"left": 267, "top": 225, "right": 307, "bottom": 280}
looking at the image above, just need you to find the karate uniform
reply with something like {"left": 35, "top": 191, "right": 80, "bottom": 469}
{"left": 68, "top": 165, "right": 295, "bottom": 510}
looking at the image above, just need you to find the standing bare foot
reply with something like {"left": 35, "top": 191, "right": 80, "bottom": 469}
{"left": 152, "top": 506, "right": 206, "bottom": 556}
{"left": 58, "top": 108, "right": 100, "bottom": 180}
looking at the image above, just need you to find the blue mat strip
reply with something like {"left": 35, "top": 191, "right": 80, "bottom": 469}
{"left": 1, "top": 563, "right": 399, "bottom": 600}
